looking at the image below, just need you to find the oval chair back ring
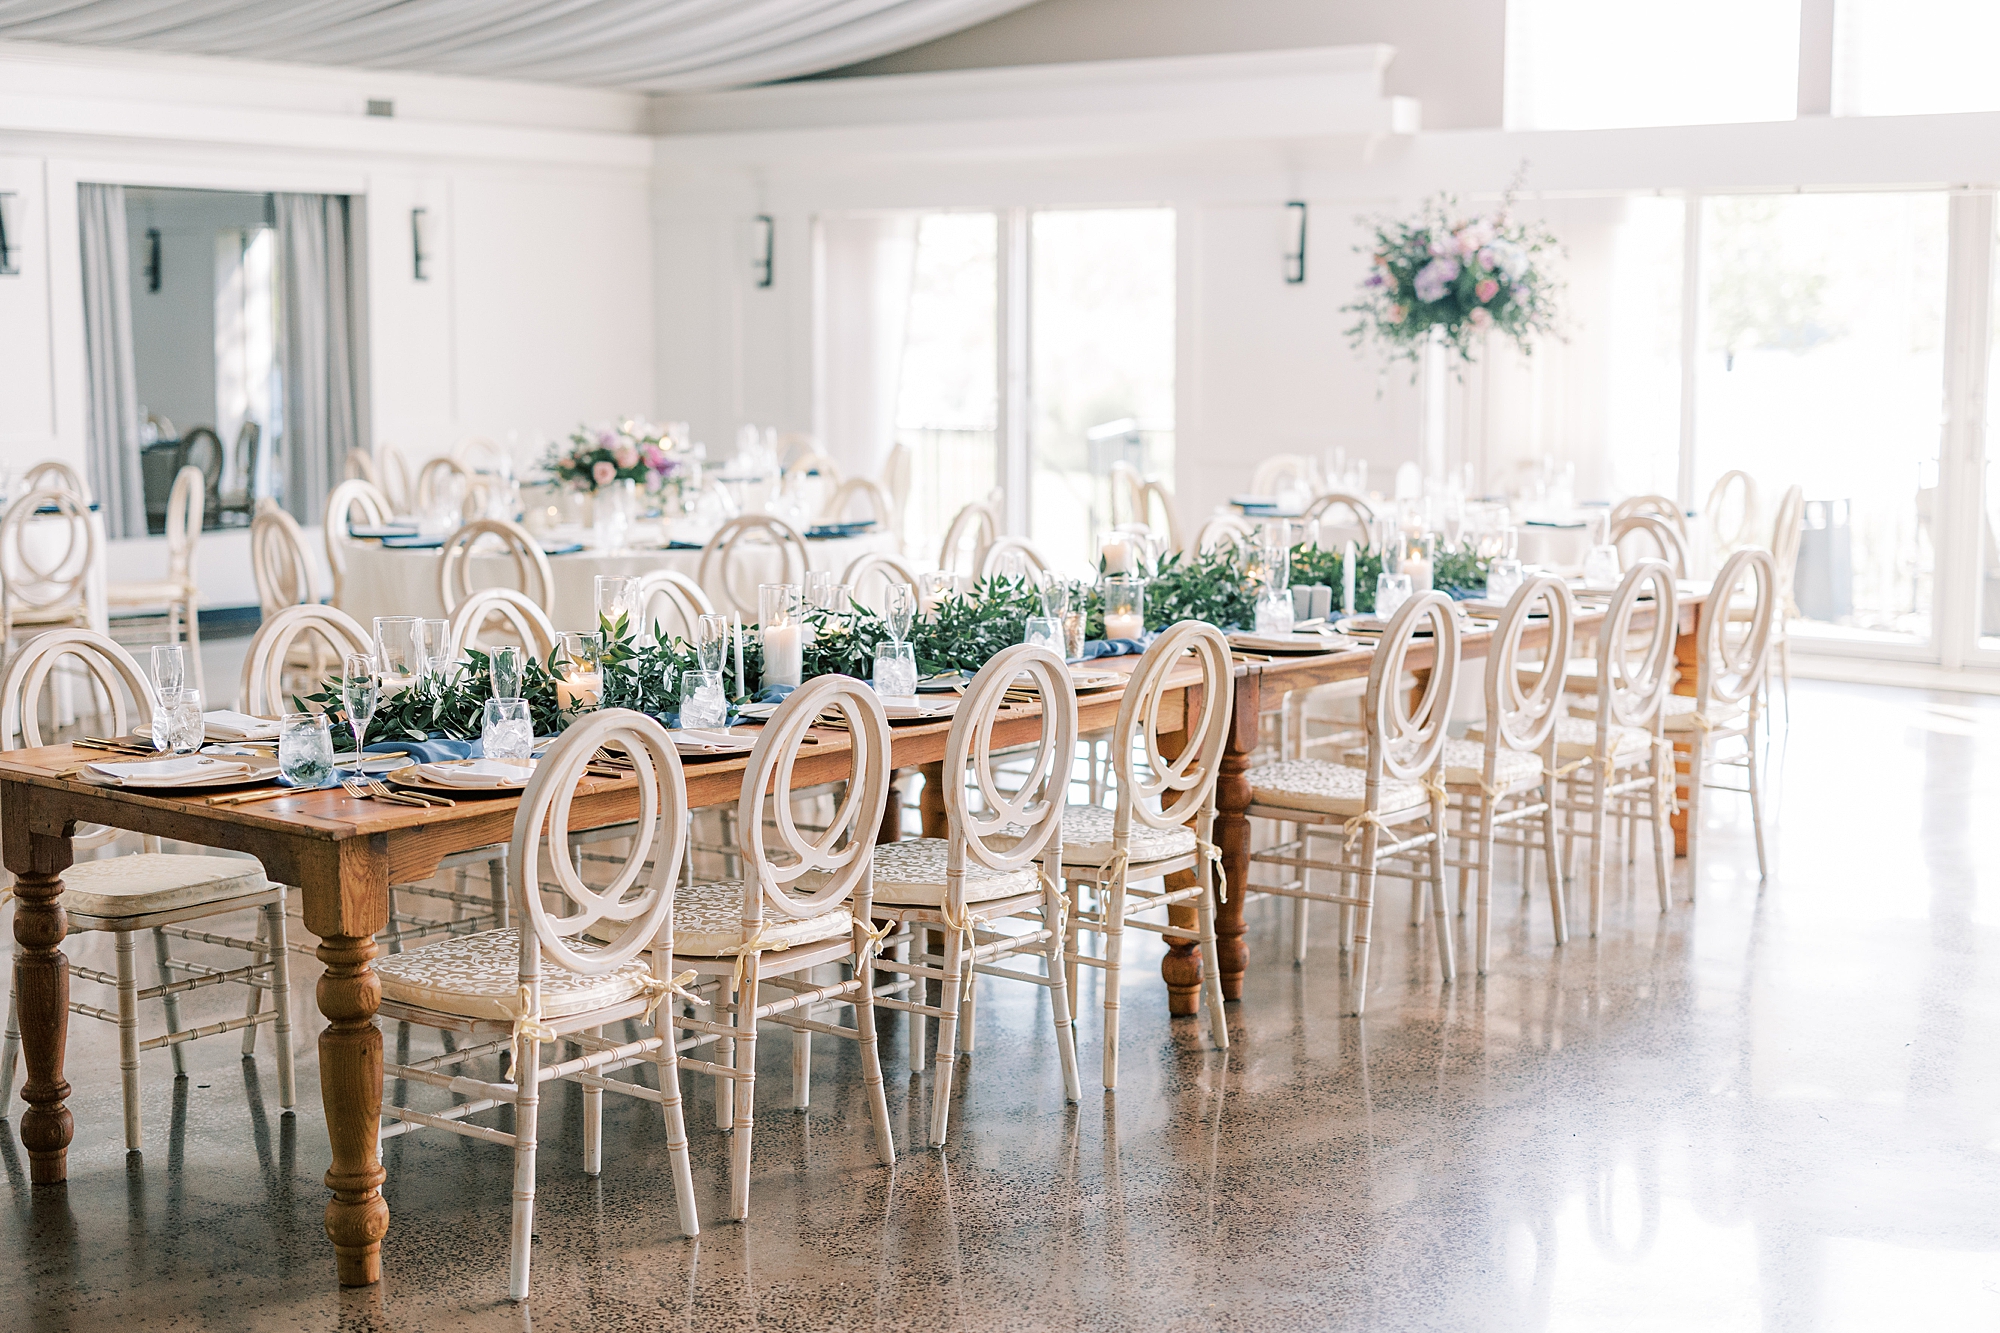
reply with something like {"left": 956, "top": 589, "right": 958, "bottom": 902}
{"left": 1063, "top": 620, "right": 1234, "bottom": 1090}
{"left": 1684, "top": 547, "right": 1779, "bottom": 886}
{"left": 446, "top": 586, "right": 559, "bottom": 662}
{"left": 438, "top": 519, "right": 553, "bottom": 615}
{"left": 373, "top": 710, "right": 699, "bottom": 1304}
{"left": 696, "top": 515, "right": 811, "bottom": 618}
{"left": 868, "top": 643, "right": 1083, "bottom": 1146}
{"left": 240, "top": 603, "right": 371, "bottom": 715}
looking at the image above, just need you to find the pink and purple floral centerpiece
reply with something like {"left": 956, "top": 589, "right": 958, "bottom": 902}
{"left": 543, "top": 420, "right": 686, "bottom": 497}
{"left": 1344, "top": 195, "right": 1560, "bottom": 367}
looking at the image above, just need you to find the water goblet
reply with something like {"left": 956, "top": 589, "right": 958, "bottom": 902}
{"left": 1375, "top": 572, "right": 1412, "bottom": 621}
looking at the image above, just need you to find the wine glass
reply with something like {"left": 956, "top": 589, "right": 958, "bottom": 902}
{"left": 885, "top": 583, "right": 916, "bottom": 643}
{"left": 339, "top": 653, "right": 378, "bottom": 780}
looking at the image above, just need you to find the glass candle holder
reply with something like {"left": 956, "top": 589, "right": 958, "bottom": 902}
{"left": 872, "top": 641, "right": 918, "bottom": 698}
{"left": 594, "top": 575, "right": 637, "bottom": 631}
{"left": 558, "top": 631, "right": 603, "bottom": 710}
{"left": 678, "top": 670, "right": 728, "bottom": 729}
{"left": 759, "top": 583, "right": 804, "bottom": 687}
{"left": 1102, "top": 575, "right": 1146, "bottom": 642}
{"left": 373, "top": 616, "right": 424, "bottom": 695}
{"left": 279, "top": 712, "right": 334, "bottom": 787}
{"left": 482, "top": 698, "right": 534, "bottom": 760}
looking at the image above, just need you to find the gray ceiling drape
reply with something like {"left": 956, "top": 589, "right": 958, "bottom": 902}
{"left": 0, "top": 0, "right": 1038, "bottom": 90}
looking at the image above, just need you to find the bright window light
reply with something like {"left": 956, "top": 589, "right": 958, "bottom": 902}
{"left": 1835, "top": 0, "right": 2000, "bottom": 116}
{"left": 1505, "top": 0, "right": 1800, "bottom": 130}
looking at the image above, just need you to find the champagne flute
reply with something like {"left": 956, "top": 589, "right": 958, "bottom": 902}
{"left": 340, "top": 653, "right": 379, "bottom": 780}
{"left": 885, "top": 582, "right": 916, "bottom": 643}
{"left": 696, "top": 613, "right": 729, "bottom": 676}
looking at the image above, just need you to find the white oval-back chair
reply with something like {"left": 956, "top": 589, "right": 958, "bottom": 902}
{"left": 249, "top": 503, "right": 318, "bottom": 617}
{"left": 0, "top": 488, "right": 99, "bottom": 663}
{"left": 979, "top": 535, "right": 1054, "bottom": 583}
{"left": 1058, "top": 621, "right": 1232, "bottom": 1088}
{"left": 373, "top": 710, "right": 700, "bottom": 1302}
{"left": 868, "top": 644, "right": 1083, "bottom": 1145}
{"left": 0, "top": 629, "right": 293, "bottom": 1151}
{"left": 437, "top": 519, "right": 554, "bottom": 615}
{"left": 1610, "top": 493, "right": 1688, "bottom": 541}
{"left": 324, "top": 477, "right": 392, "bottom": 611}
{"left": 1705, "top": 470, "right": 1761, "bottom": 563}
{"left": 840, "top": 551, "right": 923, "bottom": 615}
{"left": 1612, "top": 513, "right": 1690, "bottom": 578}
{"left": 630, "top": 569, "right": 714, "bottom": 645}
{"left": 1684, "top": 548, "right": 1779, "bottom": 884}
{"left": 936, "top": 501, "right": 998, "bottom": 580}
{"left": 239, "top": 603, "right": 371, "bottom": 716}
{"left": 695, "top": 515, "right": 811, "bottom": 618}
{"left": 445, "top": 587, "right": 559, "bottom": 663}
{"left": 106, "top": 465, "right": 207, "bottom": 693}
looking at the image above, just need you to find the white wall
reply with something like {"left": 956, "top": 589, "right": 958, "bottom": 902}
{"left": 0, "top": 39, "right": 658, "bottom": 602}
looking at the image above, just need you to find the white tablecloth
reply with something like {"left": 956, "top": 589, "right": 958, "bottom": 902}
{"left": 339, "top": 532, "right": 898, "bottom": 631}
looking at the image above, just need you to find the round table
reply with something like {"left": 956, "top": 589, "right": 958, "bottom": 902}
{"left": 338, "top": 529, "right": 899, "bottom": 630}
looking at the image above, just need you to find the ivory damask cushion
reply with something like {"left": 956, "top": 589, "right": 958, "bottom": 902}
{"left": 375, "top": 928, "right": 653, "bottom": 1022}
{"left": 870, "top": 837, "right": 1040, "bottom": 907}
{"left": 62, "top": 854, "right": 269, "bottom": 919}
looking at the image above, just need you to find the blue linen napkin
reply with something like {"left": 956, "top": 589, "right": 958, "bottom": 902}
{"left": 365, "top": 737, "right": 482, "bottom": 762}
{"left": 540, "top": 542, "right": 585, "bottom": 556}
{"left": 380, "top": 535, "right": 445, "bottom": 549}
{"left": 1073, "top": 631, "right": 1158, "bottom": 660}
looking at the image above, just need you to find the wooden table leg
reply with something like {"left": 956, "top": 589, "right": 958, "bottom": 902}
{"left": 1671, "top": 603, "right": 1702, "bottom": 856}
{"left": 4, "top": 827, "right": 74, "bottom": 1185}
{"left": 919, "top": 761, "right": 948, "bottom": 840}
{"left": 1200, "top": 672, "right": 1261, "bottom": 1002}
{"left": 1154, "top": 726, "right": 1202, "bottom": 1017}
{"left": 301, "top": 845, "right": 391, "bottom": 1285}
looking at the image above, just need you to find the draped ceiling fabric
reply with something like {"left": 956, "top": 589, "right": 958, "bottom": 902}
{"left": 0, "top": 0, "right": 1040, "bottom": 91}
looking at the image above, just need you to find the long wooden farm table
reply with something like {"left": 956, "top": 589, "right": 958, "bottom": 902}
{"left": 0, "top": 655, "right": 1177, "bottom": 1287}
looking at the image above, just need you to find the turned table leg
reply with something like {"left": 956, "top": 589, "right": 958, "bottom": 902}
{"left": 1671, "top": 603, "right": 1703, "bottom": 856}
{"left": 6, "top": 829, "right": 74, "bottom": 1184}
{"left": 301, "top": 847, "right": 392, "bottom": 1286}
{"left": 1171, "top": 672, "right": 1259, "bottom": 1003}
{"left": 919, "top": 761, "right": 948, "bottom": 839}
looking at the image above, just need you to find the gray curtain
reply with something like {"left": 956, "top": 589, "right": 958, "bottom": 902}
{"left": 77, "top": 182, "right": 145, "bottom": 538}
{"left": 275, "top": 193, "right": 368, "bottom": 526}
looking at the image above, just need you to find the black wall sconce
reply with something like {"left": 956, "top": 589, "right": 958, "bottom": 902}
{"left": 411, "top": 206, "right": 432, "bottom": 281}
{"left": 0, "top": 193, "right": 18, "bottom": 276}
{"left": 752, "top": 214, "right": 774, "bottom": 288}
{"left": 1284, "top": 200, "right": 1307, "bottom": 284}
{"left": 144, "top": 227, "right": 162, "bottom": 292}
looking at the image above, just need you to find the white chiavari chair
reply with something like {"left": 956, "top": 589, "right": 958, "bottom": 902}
{"left": 1612, "top": 513, "right": 1690, "bottom": 578}
{"left": 238, "top": 603, "right": 370, "bottom": 716}
{"left": 1190, "top": 513, "right": 1253, "bottom": 555}
{"left": 626, "top": 570, "right": 713, "bottom": 646}
{"left": 0, "top": 630, "right": 294, "bottom": 1150}
{"left": 696, "top": 515, "right": 811, "bottom": 618}
{"left": 374, "top": 711, "right": 699, "bottom": 1302}
{"left": 869, "top": 644, "right": 1083, "bottom": 1145}
{"left": 1610, "top": 493, "right": 1688, "bottom": 542}
{"left": 979, "top": 534, "right": 1055, "bottom": 582}
{"left": 1, "top": 487, "right": 99, "bottom": 669}
{"left": 937, "top": 500, "right": 998, "bottom": 580}
{"left": 105, "top": 465, "right": 206, "bottom": 694}
{"left": 1559, "top": 559, "right": 1681, "bottom": 934}
{"left": 1453, "top": 576, "right": 1574, "bottom": 972}
{"left": 249, "top": 503, "right": 317, "bottom": 617}
{"left": 653, "top": 675, "right": 897, "bottom": 1216}
{"left": 438, "top": 519, "right": 554, "bottom": 615}
{"left": 1246, "top": 592, "right": 1460, "bottom": 1015}
{"left": 1058, "top": 622, "right": 1231, "bottom": 1088}
{"left": 1682, "top": 548, "right": 1779, "bottom": 884}
{"left": 23, "top": 460, "right": 89, "bottom": 501}
{"left": 446, "top": 587, "right": 559, "bottom": 663}
{"left": 1706, "top": 470, "right": 1762, "bottom": 564}
{"left": 840, "top": 551, "right": 922, "bottom": 614}
{"left": 324, "top": 478, "right": 392, "bottom": 611}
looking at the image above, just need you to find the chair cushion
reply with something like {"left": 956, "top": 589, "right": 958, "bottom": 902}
{"left": 991, "top": 805, "right": 1199, "bottom": 868}
{"left": 104, "top": 580, "right": 189, "bottom": 606}
{"left": 1469, "top": 715, "right": 1652, "bottom": 764}
{"left": 62, "top": 853, "right": 270, "bottom": 919}
{"left": 375, "top": 928, "right": 654, "bottom": 1023}
{"left": 1338, "top": 738, "right": 1542, "bottom": 790}
{"left": 1247, "top": 759, "right": 1427, "bottom": 818}
{"left": 1570, "top": 692, "right": 1741, "bottom": 733}
{"left": 870, "top": 837, "right": 1041, "bottom": 907}
{"left": 669, "top": 879, "right": 852, "bottom": 956}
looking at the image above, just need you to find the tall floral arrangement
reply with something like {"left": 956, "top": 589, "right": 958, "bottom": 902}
{"left": 543, "top": 419, "right": 685, "bottom": 495}
{"left": 1344, "top": 195, "right": 1560, "bottom": 366}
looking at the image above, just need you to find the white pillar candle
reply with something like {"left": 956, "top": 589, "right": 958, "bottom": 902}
{"left": 763, "top": 622, "right": 803, "bottom": 686}
{"left": 1104, "top": 612, "right": 1144, "bottom": 642}
{"left": 1101, "top": 537, "right": 1133, "bottom": 574}
{"left": 732, "top": 612, "right": 745, "bottom": 692}
{"left": 1341, "top": 540, "right": 1356, "bottom": 616}
{"left": 557, "top": 670, "right": 601, "bottom": 711}
{"left": 1404, "top": 556, "right": 1434, "bottom": 594}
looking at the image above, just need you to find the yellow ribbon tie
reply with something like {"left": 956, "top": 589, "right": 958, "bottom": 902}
{"left": 854, "top": 916, "right": 895, "bottom": 969}
{"left": 1421, "top": 775, "right": 1450, "bottom": 805}
{"left": 1038, "top": 867, "right": 1072, "bottom": 943}
{"left": 1196, "top": 838, "right": 1228, "bottom": 904}
{"left": 1341, "top": 809, "right": 1387, "bottom": 852}
{"left": 632, "top": 968, "right": 704, "bottom": 1025}
{"left": 939, "top": 896, "right": 980, "bottom": 1003}
{"left": 1655, "top": 737, "right": 1681, "bottom": 815}
{"left": 1542, "top": 756, "right": 1592, "bottom": 782}
{"left": 729, "top": 923, "right": 793, "bottom": 993}
{"left": 508, "top": 984, "right": 558, "bottom": 1076}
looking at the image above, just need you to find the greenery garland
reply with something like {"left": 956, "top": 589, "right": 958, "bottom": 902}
{"left": 303, "top": 538, "right": 1490, "bottom": 744}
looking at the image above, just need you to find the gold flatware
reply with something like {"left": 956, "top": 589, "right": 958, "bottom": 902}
{"left": 368, "top": 776, "right": 452, "bottom": 808}
{"left": 341, "top": 777, "right": 428, "bottom": 809}
{"left": 209, "top": 786, "right": 314, "bottom": 806}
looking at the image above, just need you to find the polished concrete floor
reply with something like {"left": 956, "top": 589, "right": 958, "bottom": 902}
{"left": 4, "top": 677, "right": 1998, "bottom": 1331}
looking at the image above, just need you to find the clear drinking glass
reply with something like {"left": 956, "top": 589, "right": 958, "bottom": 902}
{"left": 1582, "top": 544, "right": 1623, "bottom": 591}
{"left": 872, "top": 641, "right": 918, "bottom": 698}
{"left": 150, "top": 643, "right": 187, "bottom": 695}
{"left": 594, "top": 575, "right": 637, "bottom": 632}
{"left": 153, "top": 687, "right": 204, "bottom": 754}
{"left": 679, "top": 670, "right": 728, "bottom": 729}
{"left": 482, "top": 698, "right": 533, "bottom": 761}
{"left": 489, "top": 645, "right": 525, "bottom": 700}
{"left": 696, "top": 613, "right": 730, "bottom": 675}
{"left": 804, "top": 570, "right": 835, "bottom": 611}
{"left": 1375, "top": 572, "right": 1413, "bottom": 620}
{"left": 992, "top": 549, "right": 1027, "bottom": 584}
{"left": 1024, "top": 616, "right": 1063, "bottom": 652}
{"left": 885, "top": 583, "right": 917, "bottom": 642}
{"left": 1487, "top": 557, "right": 1525, "bottom": 603}
{"left": 373, "top": 617, "right": 424, "bottom": 695}
{"left": 279, "top": 712, "right": 334, "bottom": 787}
{"left": 1037, "top": 573, "right": 1070, "bottom": 620}
{"left": 421, "top": 619, "right": 451, "bottom": 675}
{"left": 340, "top": 654, "right": 378, "bottom": 777}
{"left": 1255, "top": 588, "right": 1295, "bottom": 636}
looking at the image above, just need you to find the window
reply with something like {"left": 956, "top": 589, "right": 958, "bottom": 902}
{"left": 894, "top": 213, "right": 999, "bottom": 562}
{"left": 1835, "top": 0, "right": 2000, "bottom": 117}
{"left": 1505, "top": 0, "right": 1800, "bottom": 130}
